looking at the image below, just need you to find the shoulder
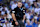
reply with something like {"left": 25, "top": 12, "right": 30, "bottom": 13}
{"left": 11, "top": 7, "right": 18, "bottom": 13}
{"left": 12, "top": 7, "right": 18, "bottom": 11}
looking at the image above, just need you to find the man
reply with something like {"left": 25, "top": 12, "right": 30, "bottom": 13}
{"left": 12, "top": 1, "right": 25, "bottom": 27}
{"left": 25, "top": 20, "right": 32, "bottom": 27}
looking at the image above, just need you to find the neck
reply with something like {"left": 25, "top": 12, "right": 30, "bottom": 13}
{"left": 18, "top": 6, "right": 21, "bottom": 8}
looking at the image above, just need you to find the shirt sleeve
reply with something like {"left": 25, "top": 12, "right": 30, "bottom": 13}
{"left": 11, "top": 8, "right": 16, "bottom": 14}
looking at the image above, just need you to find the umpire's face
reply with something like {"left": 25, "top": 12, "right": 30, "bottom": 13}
{"left": 18, "top": 2, "right": 22, "bottom": 8}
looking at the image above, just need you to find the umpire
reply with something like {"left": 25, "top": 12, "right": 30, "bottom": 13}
{"left": 12, "top": 1, "right": 25, "bottom": 27}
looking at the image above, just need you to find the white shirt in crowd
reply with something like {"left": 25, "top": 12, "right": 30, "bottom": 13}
{"left": 29, "top": 0, "right": 36, "bottom": 4}
{"left": 4, "top": 7, "right": 8, "bottom": 11}
{"left": 7, "top": 14, "right": 12, "bottom": 19}
{"left": 0, "top": 6, "right": 3, "bottom": 11}
{"left": 37, "top": 2, "right": 40, "bottom": 7}
{"left": 34, "top": 8, "right": 40, "bottom": 14}
{"left": 0, "top": 6, "right": 9, "bottom": 12}
{"left": 1, "top": 11, "right": 5, "bottom": 15}
{"left": 38, "top": 24, "right": 40, "bottom": 27}
{"left": 25, "top": 13, "right": 31, "bottom": 20}
{"left": 11, "top": 3, "right": 17, "bottom": 10}
{"left": 4, "top": 7, "right": 9, "bottom": 13}
{"left": 7, "top": 10, "right": 12, "bottom": 19}
{"left": 34, "top": 16, "right": 38, "bottom": 19}
{"left": 22, "top": 0, "right": 25, "bottom": 2}
{"left": 10, "top": 1, "right": 14, "bottom": 5}
{"left": 1, "top": 7, "right": 9, "bottom": 15}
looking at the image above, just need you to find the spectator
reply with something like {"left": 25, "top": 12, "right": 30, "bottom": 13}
{"left": 31, "top": 1, "right": 37, "bottom": 7}
{"left": 28, "top": 2, "right": 32, "bottom": 11}
{"left": 0, "top": 3, "right": 3, "bottom": 11}
{"left": 34, "top": 5, "right": 40, "bottom": 14}
{"left": 33, "top": 19, "right": 38, "bottom": 27}
{"left": 25, "top": 9, "right": 31, "bottom": 20}
{"left": 0, "top": 15, "right": 2, "bottom": 27}
{"left": 28, "top": 0, "right": 36, "bottom": 4}
{"left": 24, "top": 0, "right": 29, "bottom": 9}
{"left": 10, "top": 0, "right": 14, "bottom": 5}
{"left": 34, "top": 13, "right": 38, "bottom": 19}
{"left": 1, "top": 15, "right": 5, "bottom": 27}
{"left": 37, "top": 0, "right": 40, "bottom": 7}
{"left": 11, "top": 1, "right": 17, "bottom": 10}
{"left": 25, "top": 20, "right": 32, "bottom": 27}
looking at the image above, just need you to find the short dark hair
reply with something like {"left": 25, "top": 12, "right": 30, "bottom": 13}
{"left": 17, "top": 1, "right": 22, "bottom": 3}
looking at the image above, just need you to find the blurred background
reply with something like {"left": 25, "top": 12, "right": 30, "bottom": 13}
{"left": 0, "top": 0, "right": 40, "bottom": 27}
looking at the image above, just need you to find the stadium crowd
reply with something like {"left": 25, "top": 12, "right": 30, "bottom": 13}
{"left": 0, "top": 0, "right": 40, "bottom": 27}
